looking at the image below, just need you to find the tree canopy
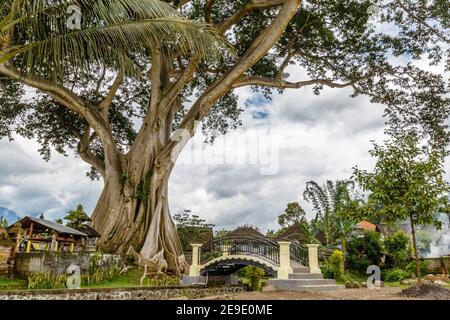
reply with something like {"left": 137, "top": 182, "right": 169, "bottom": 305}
{"left": 278, "top": 202, "right": 307, "bottom": 227}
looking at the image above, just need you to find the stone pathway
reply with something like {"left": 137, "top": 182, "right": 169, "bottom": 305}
{"left": 196, "top": 287, "right": 450, "bottom": 300}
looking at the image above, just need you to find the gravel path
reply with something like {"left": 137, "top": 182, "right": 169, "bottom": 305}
{"left": 196, "top": 287, "right": 450, "bottom": 300}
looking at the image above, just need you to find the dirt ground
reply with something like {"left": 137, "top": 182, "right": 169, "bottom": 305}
{"left": 196, "top": 287, "right": 450, "bottom": 300}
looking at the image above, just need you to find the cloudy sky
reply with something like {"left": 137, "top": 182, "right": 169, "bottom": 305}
{"left": 0, "top": 63, "right": 448, "bottom": 233}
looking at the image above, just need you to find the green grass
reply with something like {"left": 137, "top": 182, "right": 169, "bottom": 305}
{"left": 0, "top": 268, "right": 181, "bottom": 291}
{"left": 0, "top": 277, "right": 27, "bottom": 290}
{"left": 86, "top": 268, "right": 146, "bottom": 288}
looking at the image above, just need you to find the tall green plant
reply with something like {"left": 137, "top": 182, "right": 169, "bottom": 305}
{"left": 353, "top": 132, "right": 450, "bottom": 283}
{"left": 383, "top": 230, "right": 411, "bottom": 268}
{"left": 303, "top": 180, "right": 359, "bottom": 249}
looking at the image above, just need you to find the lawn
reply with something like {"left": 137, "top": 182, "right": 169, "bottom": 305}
{"left": 0, "top": 268, "right": 181, "bottom": 290}
{"left": 0, "top": 277, "right": 27, "bottom": 290}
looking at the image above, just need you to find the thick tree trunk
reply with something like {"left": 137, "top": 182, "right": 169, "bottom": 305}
{"left": 91, "top": 149, "right": 186, "bottom": 274}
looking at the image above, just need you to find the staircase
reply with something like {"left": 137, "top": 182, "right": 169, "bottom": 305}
{"left": 266, "top": 262, "right": 345, "bottom": 292}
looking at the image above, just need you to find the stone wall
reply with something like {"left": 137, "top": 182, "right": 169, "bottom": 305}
{"left": 0, "top": 285, "right": 246, "bottom": 300}
{"left": 14, "top": 252, "right": 123, "bottom": 279}
{"left": 0, "top": 245, "right": 13, "bottom": 265}
{"left": 0, "top": 244, "right": 14, "bottom": 276}
{"left": 423, "top": 256, "right": 450, "bottom": 273}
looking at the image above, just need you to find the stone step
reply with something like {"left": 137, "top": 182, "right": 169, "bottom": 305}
{"left": 266, "top": 279, "right": 345, "bottom": 292}
{"left": 276, "top": 279, "right": 336, "bottom": 286}
{"left": 292, "top": 267, "right": 310, "bottom": 273}
{"left": 290, "top": 261, "right": 306, "bottom": 268}
{"left": 289, "top": 273, "right": 324, "bottom": 280}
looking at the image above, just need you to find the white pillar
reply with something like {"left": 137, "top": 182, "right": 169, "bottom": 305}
{"left": 189, "top": 243, "right": 202, "bottom": 277}
{"left": 277, "top": 241, "right": 293, "bottom": 279}
{"left": 222, "top": 244, "right": 230, "bottom": 256}
{"left": 306, "top": 244, "right": 321, "bottom": 274}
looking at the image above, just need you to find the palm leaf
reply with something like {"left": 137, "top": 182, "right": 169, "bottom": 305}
{"left": 0, "top": 0, "right": 232, "bottom": 75}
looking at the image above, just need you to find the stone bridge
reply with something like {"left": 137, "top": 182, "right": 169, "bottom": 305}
{"left": 182, "top": 235, "right": 344, "bottom": 291}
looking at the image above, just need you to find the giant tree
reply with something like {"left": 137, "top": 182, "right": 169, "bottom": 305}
{"left": 1, "top": 0, "right": 449, "bottom": 274}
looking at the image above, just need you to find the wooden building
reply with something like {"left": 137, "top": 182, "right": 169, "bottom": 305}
{"left": 13, "top": 216, "right": 88, "bottom": 253}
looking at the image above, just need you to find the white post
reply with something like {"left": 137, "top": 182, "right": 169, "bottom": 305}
{"left": 189, "top": 243, "right": 202, "bottom": 277}
{"left": 222, "top": 244, "right": 230, "bottom": 256}
{"left": 306, "top": 244, "right": 321, "bottom": 274}
{"left": 277, "top": 241, "right": 293, "bottom": 279}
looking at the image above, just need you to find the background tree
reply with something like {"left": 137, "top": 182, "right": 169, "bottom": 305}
{"left": 0, "top": 216, "right": 8, "bottom": 228}
{"left": 214, "top": 228, "right": 230, "bottom": 238}
{"left": 346, "top": 231, "right": 383, "bottom": 274}
{"left": 303, "top": 180, "right": 358, "bottom": 248}
{"left": 173, "top": 210, "right": 214, "bottom": 252}
{"left": 353, "top": 132, "right": 450, "bottom": 282}
{"left": 383, "top": 230, "right": 411, "bottom": 269}
{"left": 64, "top": 204, "right": 92, "bottom": 231}
{"left": 1, "top": 0, "right": 449, "bottom": 273}
{"left": 278, "top": 202, "right": 306, "bottom": 227}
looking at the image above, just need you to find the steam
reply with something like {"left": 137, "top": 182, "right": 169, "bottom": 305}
{"left": 422, "top": 214, "right": 450, "bottom": 258}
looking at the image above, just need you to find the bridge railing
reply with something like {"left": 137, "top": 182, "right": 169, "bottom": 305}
{"left": 286, "top": 240, "right": 308, "bottom": 266}
{"left": 199, "top": 235, "right": 280, "bottom": 265}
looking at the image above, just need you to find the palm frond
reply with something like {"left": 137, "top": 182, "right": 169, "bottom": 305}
{"left": 1, "top": 0, "right": 232, "bottom": 75}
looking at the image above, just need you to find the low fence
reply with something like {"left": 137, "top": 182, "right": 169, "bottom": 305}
{"left": 0, "top": 285, "right": 246, "bottom": 300}
{"left": 423, "top": 256, "right": 450, "bottom": 273}
{"left": 14, "top": 252, "right": 123, "bottom": 279}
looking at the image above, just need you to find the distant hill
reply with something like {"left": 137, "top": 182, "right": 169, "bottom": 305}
{"left": 0, "top": 207, "right": 20, "bottom": 226}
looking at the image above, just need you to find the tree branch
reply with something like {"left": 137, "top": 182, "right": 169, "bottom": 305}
{"left": 0, "top": 63, "right": 121, "bottom": 180}
{"left": 231, "top": 76, "right": 362, "bottom": 89}
{"left": 78, "top": 125, "right": 106, "bottom": 178}
{"left": 99, "top": 71, "right": 124, "bottom": 117}
{"left": 158, "top": 0, "right": 302, "bottom": 166}
{"left": 217, "top": 0, "right": 286, "bottom": 33}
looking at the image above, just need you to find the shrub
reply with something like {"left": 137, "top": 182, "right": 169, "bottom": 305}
{"left": 321, "top": 264, "right": 335, "bottom": 279}
{"left": 405, "top": 260, "right": 429, "bottom": 276}
{"left": 383, "top": 231, "right": 411, "bottom": 268}
{"left": 145, "top": 274, "right": 181, "bottom": 286}
{"left": 27, "top": 272, "right": 67, "bottom": 289}
{"left": 329, "top": 250, "right": 345, "bottom": 276}
{"left": 236, "top": 266, "right": 266, "bottom": 291}
{"left": 384, "top": 268, "right": 410, "bottom": 282}
{"left": 346, "top": 231, "right": 383, "bottom": 274}
{"left": 321, "top": 250, "right": 345, "bottom": 280}
{"left": 27, "top": 266, "right": 122, "bottom": 289}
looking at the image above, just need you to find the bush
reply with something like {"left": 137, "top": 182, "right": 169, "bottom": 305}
{"left": 236, "top": 266, "right": 266, "bottom": 291}
{"left": 27, "top": 266, "right": 122, "bottom": 289}
{"left": 321, "top": 264, "right": 335, "bottom": 279}
{"left": 145, "top": 274, "right": 181, "bottom": 286}
{"left": 329, "top": 250, "right": 344, "bottom": 274}
{"left": 384, "top": 268, "right": 410, "bottom": 282}
{"left": 27, "top": 272, "right": 67, "bottom": 289}
{"left": 322, "top": 250, "right": 345, "bottom": 280}
{"left": 383, "top": 231, "right": 411, "bottom": 268}
{"left": 405, "top": 260, "right": 429, "bottom": 276}
{"left": 346, "top": 231, "right": 383, "bottom": 274}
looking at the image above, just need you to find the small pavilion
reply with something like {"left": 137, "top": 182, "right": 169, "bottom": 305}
{"left": 15, "top": 216, "right": 87, "bottom": 253}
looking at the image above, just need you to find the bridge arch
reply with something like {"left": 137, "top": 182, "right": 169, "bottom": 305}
{"left": 199, "top": 254, "right": 278, "bottom": 277}
{"left": 186, "top": 235, "right": 318, "bottom": 280}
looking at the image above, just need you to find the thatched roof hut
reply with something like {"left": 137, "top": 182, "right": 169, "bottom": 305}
{"left": 228, "top": 226, "right": 265, "bottom": 238}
